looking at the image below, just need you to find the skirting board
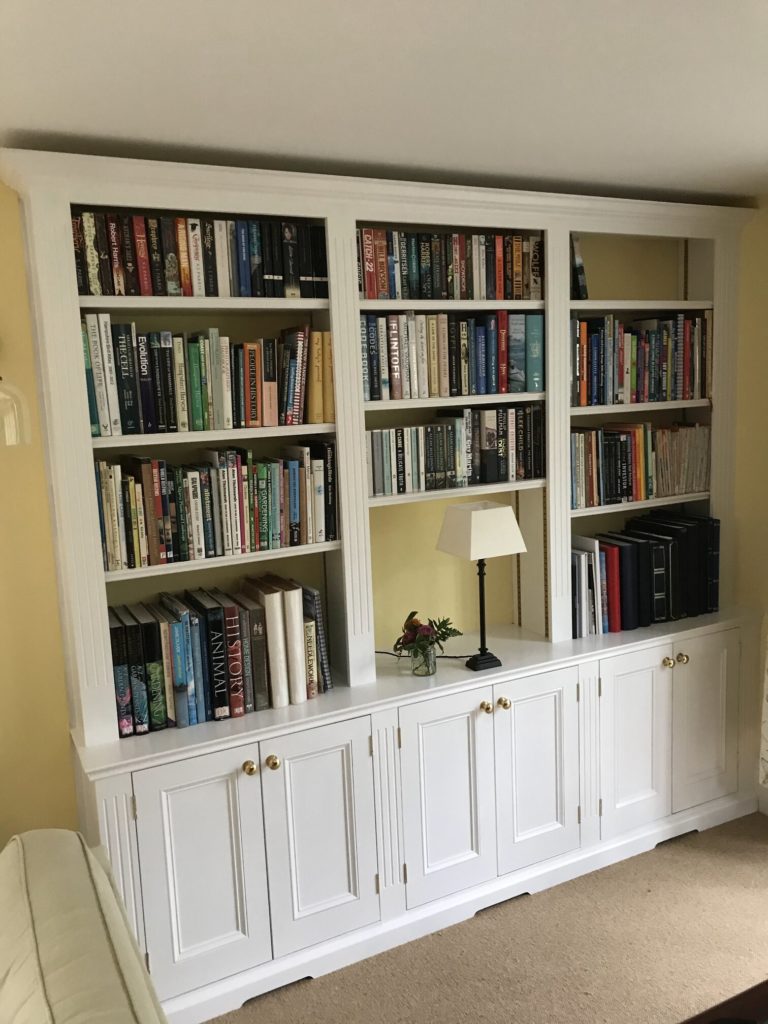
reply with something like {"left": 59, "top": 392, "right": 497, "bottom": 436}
{"left": 162, "top": 793, "right": 757, "bottom": 1024}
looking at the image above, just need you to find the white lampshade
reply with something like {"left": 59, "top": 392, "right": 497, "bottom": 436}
{"left": 436, "top": 501, "right": 527, "bottom": 562}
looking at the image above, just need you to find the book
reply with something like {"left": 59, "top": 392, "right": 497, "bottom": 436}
{"left": 244, "top": 576, "right": 289, "bottom": 708}
{"left": 113, "top": 606, "right": 150, "bottom": 733}
{"left": 260, "top": 575, "right": 307, "bottom": 705}
{"left": 127, "top": 603, "right": 168, "bottom": 729}
{"left": 108, "top": 608, "right": 134, "bottom": 737}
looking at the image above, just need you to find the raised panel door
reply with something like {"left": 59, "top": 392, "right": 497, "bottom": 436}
{"left": 399, "top": 688, "right": 497, "bottom": 908}
{"left": 134, "top": 744, "right": 271, "bottom": 1000}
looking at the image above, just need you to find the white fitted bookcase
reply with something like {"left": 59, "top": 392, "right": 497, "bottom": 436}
{"left": 1, "top": 150, "right": 758, "bottom": 1024}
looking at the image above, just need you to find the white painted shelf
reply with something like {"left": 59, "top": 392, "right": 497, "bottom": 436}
{"left": 570, "top": 492, "right": 709, "bottom": 518}
{"left": 92, "top": 423, "right": 335, "bottom": 449}
{"left": 358, "top": 298, "right": 545, "bottom": 312}
{"left": 365, "top": 392, "right": 545, "bottom": 412}
{"left": 570, "top": 399, "right": 710, "bottom": 417}
{"left": 104, "top": 540, "right": 341, "bottom": 583}
{"left": 369, "top": 478, "right": 545, "bottom": 508}
{"left": 78, "top": 296, "right": 329, "bottom": 312}
{"left": 570, "top": 299, "right": 713, "bottom": 312}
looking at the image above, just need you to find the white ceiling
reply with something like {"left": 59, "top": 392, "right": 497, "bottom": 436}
{"left": 2, "top": 0, "right": 767, "bottom": 202}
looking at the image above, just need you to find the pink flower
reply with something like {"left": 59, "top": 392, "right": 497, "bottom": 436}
{"left": 418, "top": 624, "right": 435, "bottom": 637}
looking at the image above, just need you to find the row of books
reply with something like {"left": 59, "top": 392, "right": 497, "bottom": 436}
{"left": 109, "top": 575, "right": 332, "bottom": 737}
{"left": 361, "top": 312, "right": 544, "bottom": 402}
{"left": 366, "top": 404, "right": 545, "bottom": 496}
{"left": 571, "top": 512, "right": 719, "bottom": 637}
{"left": 570, "top": 423, "right": 710, "bottom": 510}
{"left": 82, "top": 315, "right": 335, "bottom": 437}
{"left": 357, "top": 227, "right": 544, "bottom": 301}
{"left": 570, "top": 313, "right": 712, "bottom": 407}
{"left": 72, "top": 209, "right": 329, "bottom": 300}
{"left": 96, "top": 442, "right": 337, "bottom": 571}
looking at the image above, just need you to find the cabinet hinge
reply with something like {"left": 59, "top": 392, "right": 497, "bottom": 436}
{"left": 131, "top": 795, "right": 137, "bottom": 820}
{"left": 576, "top": 682, "right": 580, "bottom": 702}
{"left": 599, "top": 798, "right": 603, "bottom": 817}
{"left": 598, "top": 677, "right": 602, "bottom": 698}
{"left": 402, "top": 863, "right": 408, "bottom": 884}
{"left": 577, "top": 805, "right": 581, "bottom": 825}
{"left": 374, "top": 873, "right": 380, "bottom": 895}
{"left": 397, "top": 726, "right": 402, "bottom": 749}
{"left": 144, "top": 951, "right": 150, "bottom": 973}
{"left": 369, "top": 735, "right": 374, "bottom": 757}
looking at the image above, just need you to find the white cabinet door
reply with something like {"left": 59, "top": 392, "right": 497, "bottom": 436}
{"left": 260, "top": 716, "right": 380, "bottom": 958}
{"left": 672, "top": 629, "right": 739, "bottom": 812}
{"left": 494, "top": 668, "right": 580, "bottom": 874}
{"left": 399, "top": 688, "right": 497, "bottom": 909}
{"left": 134, "top": 744, "right": 271, "bottom": 1000}
{"left": 600, "top": 644, "right": 673, "bottom": 840}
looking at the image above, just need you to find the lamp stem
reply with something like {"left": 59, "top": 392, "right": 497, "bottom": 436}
{"left": 477, "top": 558, "right": 487, "bottom": 655}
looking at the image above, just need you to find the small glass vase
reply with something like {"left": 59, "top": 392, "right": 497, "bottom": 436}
{"left": 410, "top": 646, "right": 437, "bottom": 677}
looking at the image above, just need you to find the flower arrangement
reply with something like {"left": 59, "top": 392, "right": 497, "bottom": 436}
{"left": 393, "top": 611, "right": 462, "bottom": 676}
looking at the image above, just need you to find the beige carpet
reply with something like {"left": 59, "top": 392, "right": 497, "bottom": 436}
{"left": 214, "top": 813, "right": 768, "bottom": 1024}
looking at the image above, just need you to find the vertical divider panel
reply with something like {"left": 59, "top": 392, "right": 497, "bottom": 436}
{"left": 325, "top": 213, "right": 376, "bottom": 684}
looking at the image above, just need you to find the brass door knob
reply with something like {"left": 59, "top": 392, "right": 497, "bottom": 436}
{"left": 479, "top": 700, "right": 494, "bottom": 714}
{"left": 242, "top": 760, "right": 257, "bottom": 776}
{"left": 497, "top": 696, "right": 512, "bottom": 710}
{"left": 676, "top": 652, "right": 690, "bottom": 665}
{"left": 662, "top": 657, "right": 674, "bottom": 668}
{"left": 265, "top": 754, "right": 281, "bottom": 770}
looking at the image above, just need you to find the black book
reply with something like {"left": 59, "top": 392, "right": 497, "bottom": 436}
{"left": 261, "top": 220, "right": 274, "bottom": 297}
{"left": 298, "top": 223, "right": 313, "bottom": 298}
{"left": 470, "top": 408, "right": 481, "bottom": 485}
{"left": 447, "top": 315, "right": 460, "bottom": 397}
{"left": 603, "top": 532, "right": 653, "bottom": 628}
{"left": 94, "top": 213, "right": 114, "bottom": 295}
{"left": 271, "top": 221, "right": 284, "bottom": 297}
{"left": 135, "top": 333, "right": 157, "bottom": 434}
{"left": 465, "top": 232, "right": 474, "bottom": 300}
{"left": 172, "top": 466, "right": 188, "bottom": 562}
{"left": 479, "top": 410, "right": 498, "bottom": 484}
{"left": 626, "top": 521, "right": 683, "bottom": 621}
{"left": 643, "top": 515, "right": 701, "bottom": 617}
{"left": 120, "top": 213, "right": 139, "bottom": 296}
{"left": 433, "top": 424, "right": 447, "bottom": 490}
{"left": 504, "top": 234, "right": 514, "bottom": 300}
{"left": 406, "top": 233, "right": 420, "bottom": 298}
{"left": 515, "top": 406, "right": 525, "bottom": 479}
{"left": 231, "top": 343, "right": 244, "bottom": 428}
{"left": 148, "top": 333, "right": 167, "bottom": 433}
{"left": 71, "top": 213, "right": 88, "bottom": 294}
{"left": 418, "top": 233, "right": 432, "bottom": 299}
{"left": 159, "top": 337, "right": 177, "bottom": 432}
{"left": 531, "top": 403, "right": 545, "bottom": 479}
{"left": 649, "top": 513, "right": 708, "bottom": 617}
{"left": 524, "top": 404, "right": 534, "bottom": 479}
{"left": 201, "top": 217, "right": 218, "bottom": 296}
{"left": 431, "top": 233, "right": 445, "bottom": 300}
{"left": 366, "top": 315, "right": 381, "bottom": 401}
{"left": 111, "top": 323, "right": 141, "bottom": 433}
{"left": 485, "top": 234, "right": 495, "bottom": 300}
{"left": 394, "top": 427, "right": 406, "bottom": 494}
{"left": 310, "top": 225, "right": 328, "bottom": 299}
{"left": 184, "top": 589, "right": 230, "bottom": 720}
{"left": 299, "top": 581, "right": 333, "bottom": 692}
{"left": 249, "top": 221, "right": 265, "bottom": 297}
{"left": 166, "top": 473, "right": 180, "bottom": 563}
{"left": 227, "top": 221, "right": 239, "bottom": 296}
{"left": 159, "top": 217, "right": 181, "bottom": 297}
{"left": 127, "top": 603, "right": 168, "bottom": 730}
{"left": 424, "top": 424, "right": 436, "bottom": 490}
{"left": 281, "top": 222, "right": 300, "bottom": 298}
{"left": 398, "top": 231, "right": 410, "bottom": 300}
{"left": 146, "top": 217, "right": 166, "bottom": 296}
{"left": 623, "top": 530, "right": 669, "bottom": 623}
{"left": 108, "top": 608, "right": 133, "bottom": 737}
{"left": 120, "top": 476, "right": 136, "bottom": 569}
{"left": 496, "top": 408, "right": 508, "bottom": 481}
{"left": 113, "top": 606, "right": 149, "bottom": 733}
{"left": 672, "top": 513, "right": 720, "bottom": 612}
{"left": 442, "top": 421, "right": 457, "bottom": 489}
{"left": 594, "top": 535, "right": 639, "bottom": 631}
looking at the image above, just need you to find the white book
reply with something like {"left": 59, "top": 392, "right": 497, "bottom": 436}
{"left": 220, "top": 335, "right": 233, "bottom": 430}
{"left": 240, "top": 468, "right": 250, "bottom": 554}
{"left": 572, "top": 535, "right": 604, "bottom": 635}
{"left": 261, "top": 575, "right": 308, "bottom": 705}
{"left": 398, "top": 313, "right": 411, "bottom": 399}
{"left": 311, "top": 458, "right": 325, "bottom": 542}
{"left": 227, "top": 452, "right": 243, "bottom": 554}
{"left": 171, "top": 334, "right": 189, "bottom": 431}
{"left": 99, "top": 463, "right": 119, "bottom": 571}
{"left": 186, "top": 218, "right": 206, "bottom": 297}
{"left": 406, "top": 311, "right": 419, "bottom": 401}
{"left": 97, "top": 313, "right": 122, "bottom": 435}
{"left": 213, "top": 220, "right": 230, "bottom": 298}
{"left": 84, "top": 314, "right": 111, "bottom": 435}
{"left": 478, "top": 235, "right": 486, "bottom": 300}
{"left": 245, "top": 578, "right": 290, "bottom": 709}
{"left": 202, "top": 451, "right": 233, "bottom": 556}
{"left": 403, "top": 428, "right": 413, "bottom": 492}
{"left": 134, "top": 481, "right": 149, "bottom": 567}
{"left": 508, "top": 409, "right": 517, "bottom": 481}
{"left": 111, "top": 464, "right": 128, "bottom": 570}
{"left": 376, "top": 317, "right": 390, "bottom": 400}
{"left": 415, "top": 314, "right": 429, "bottom": 398}
{"left": 187, "top": 470, "right": 205, "bottom": 560}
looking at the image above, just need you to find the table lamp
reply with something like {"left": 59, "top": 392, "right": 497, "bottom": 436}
{"left": 436, "top": 500, "right": 527, "bottom": 671}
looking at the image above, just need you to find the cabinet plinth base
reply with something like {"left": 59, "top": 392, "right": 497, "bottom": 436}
{"left": 466, "top": 651, "right": 503, "bottom": 672}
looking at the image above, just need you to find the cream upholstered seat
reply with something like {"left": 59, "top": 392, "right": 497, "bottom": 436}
{"left": 0, "top": 829, "right": 166, "bottom": 1024}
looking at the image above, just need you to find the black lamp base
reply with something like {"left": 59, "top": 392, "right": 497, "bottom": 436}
{"left": 466, "top": 650, "right": 502, "bottom": 672}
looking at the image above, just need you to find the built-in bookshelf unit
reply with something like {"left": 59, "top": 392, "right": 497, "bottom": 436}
{"left": 3, "top": 151, "right": 756, "bottom": 1024}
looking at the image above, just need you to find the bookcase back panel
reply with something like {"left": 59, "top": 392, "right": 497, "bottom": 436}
{"left": 574, "top": 234, "right": 684, "bottom": 300}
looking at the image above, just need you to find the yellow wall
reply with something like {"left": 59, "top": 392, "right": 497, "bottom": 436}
{"left": 0, "top": 184, "right": 76, "bottom": 843}
{"left": 0, "top": 179, "right": 766, "bottom": 843}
